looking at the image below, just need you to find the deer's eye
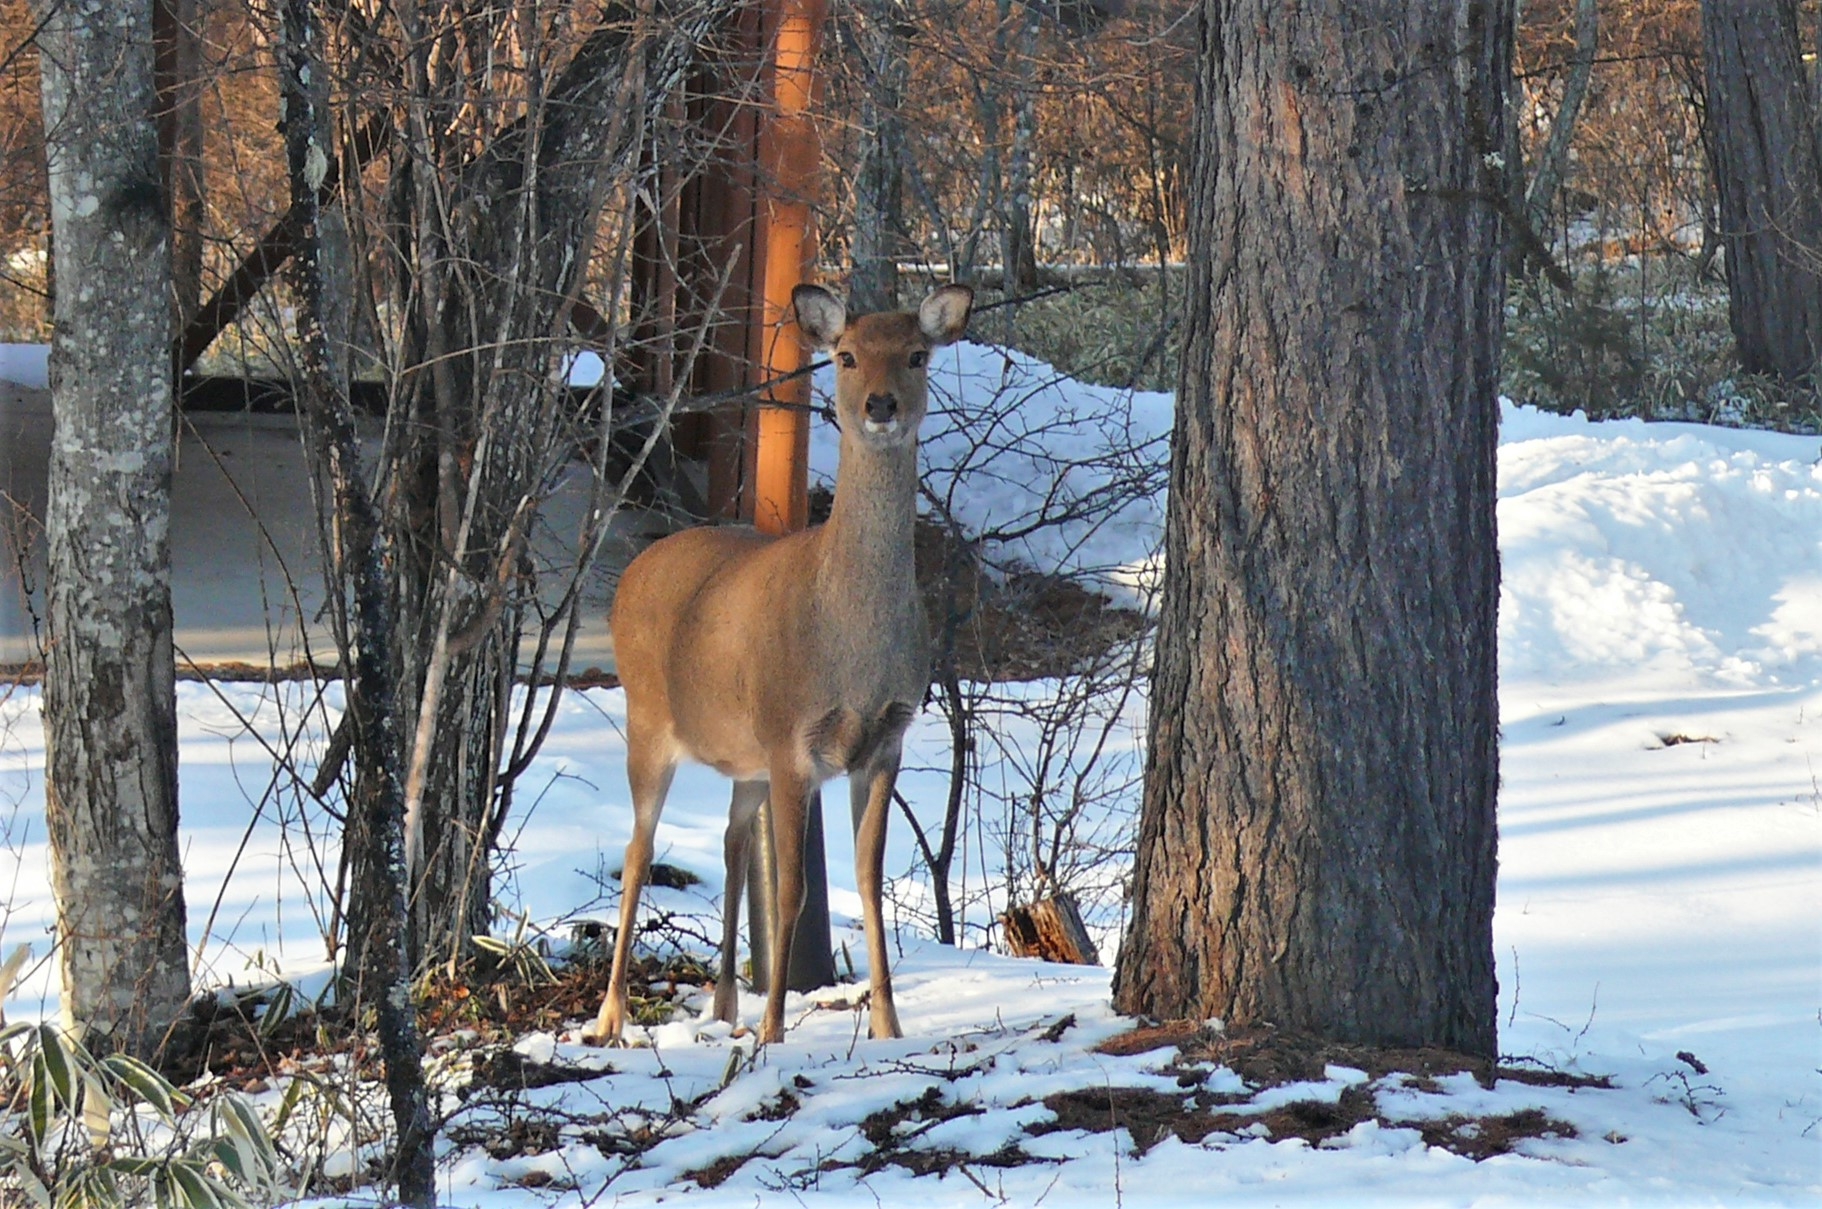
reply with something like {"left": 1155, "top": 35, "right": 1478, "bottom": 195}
{"left": 907, "top": 350, "right": 928, "bottom": 369}
{"left": 838, "top": 351, "right": 857, "bottom": 369}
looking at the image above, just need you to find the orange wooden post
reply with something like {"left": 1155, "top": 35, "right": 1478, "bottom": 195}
{"left": 746, "top": 0, "right": 824, "bottom": 535}
{"left": 744, "top": 0, "right": 837, "bottom": 997}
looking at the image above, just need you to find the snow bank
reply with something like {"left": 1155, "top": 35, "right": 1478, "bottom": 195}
{"left": 1499, "top": 402, "right": 1822, "bottom": 690}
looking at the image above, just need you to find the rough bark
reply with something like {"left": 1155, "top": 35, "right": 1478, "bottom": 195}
{"left": 280, "top": 2, "right": 433, "bottom": 1201}
{"left": 1001, "top": 894, "right": 1098, "bottom": 965}
{"left": 1113, "top": 0, "right": 1507, "bottom": 1057}
{"left": 1700, "top": 0, "right": 1822, "bottom": 386}
{"left": 35, "top": 0, "right": 190, "bottom": 1059}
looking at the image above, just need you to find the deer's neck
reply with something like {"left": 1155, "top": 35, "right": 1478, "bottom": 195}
{"left": 817, "top": 433, "right": 920, "bottom": 601}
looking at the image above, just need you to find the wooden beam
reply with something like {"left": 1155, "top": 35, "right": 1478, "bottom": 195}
{"left": 747, "top": 0, "right": 824, "bottom": 536}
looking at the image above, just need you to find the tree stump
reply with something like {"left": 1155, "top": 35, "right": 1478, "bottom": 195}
{"left": 1001, "top": 893, "right": 1101, "bottom": 965}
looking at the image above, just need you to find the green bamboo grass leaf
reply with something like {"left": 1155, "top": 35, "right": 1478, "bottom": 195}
{"left": 36, "top": 1024, "right": 74, "bottom": 1106}
{"left": 0, "top": 1132, "right": 51, "bottom": 1206}
{"left": 29, "top": 1048, "right": 51, "bottom": 1145}
{"left": 103, "top": 1155, "right": 165, "bottom": 1176}
{"left": 209, "top": 1136, "right": 248, "bottom": 1183}
{"left": 269, "top": 1075, "right": 307, "bottom": 1138}
{"left": 104, "top": 1053, "right": 177, "bottom": 1122}
{"left": 258, "top": 983, "right": 294, "bottom": 1038}
{"left": 217, "top": 1094, "right": 278, "bottom": 1183}
{"left": 165, "top": 1160, "right": 224, "bottom": 1209}
{"left": 80, "top": 1068, "right": 111, "bottom": 1149}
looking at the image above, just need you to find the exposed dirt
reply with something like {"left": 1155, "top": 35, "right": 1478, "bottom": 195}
{"left": 686, "top": 1151, "right": 755, "bottom": 1189}
{"left": 1055, "top": 1022, "right": 1601, "bottom": 1161}
{"left": 155, "top": 990, "right": 357, "bottom": 1091}
{"left": 1415, "top": 1107, "right": 1583, "bottom": 1160}
{"left": 444, "top": 1114, "right": 565, "bottom": 1160}
{"left": 1172, "top": 1024, "right": 1500, "bottom": 1089}
{"left": 844, "top": 1085, "right": 1010, "bottom": 1176}
{"left": 471, "top": 1047, "right": 612, "bottom": 1092}
{"left": 419, "top": 948, "right": 711, "bottom": 1040}
{"left": 149, "top": 945, "right": 711, "bottom": 1095}
{"left": 1036, "top": 1085, "right": 1232, "bottom": 1152}
{"left": 147, "top": 965, "right": 1619, "bottom": 1199}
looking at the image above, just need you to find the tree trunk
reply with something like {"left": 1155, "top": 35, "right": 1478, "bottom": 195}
{"left": 280, "top": 2, "right": 433, "bottom": 1201}
{"left": 1700, "top": 0, "right": 1822, "bottom": 386}
{"left": 1113, "top": 0, "right": 1508, "bottom": 1057}
{"left": 339, "top": 6, "right": 656, "bottom": 974}
{"left": 153, "top": 0, "right": 204, "bottom": 330}
{"left": 1000, "top": 0, "right": 1040, "bottom": 296}
{"left": 1523, "top": 0, "right": 1597, "bottom": 241}
{"left": 847, "top": 0, "right": 907, "bottom": 314}
{"left": 35, "top": 0, "right": 190, "bottom": 1059}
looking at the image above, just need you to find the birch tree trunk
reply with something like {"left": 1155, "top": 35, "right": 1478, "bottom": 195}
{"left": 35, "top": 0, "right": 190, "bottom": 1058}
{"left": 1113, "top": 0, "right": 1508, "bottom": 1057}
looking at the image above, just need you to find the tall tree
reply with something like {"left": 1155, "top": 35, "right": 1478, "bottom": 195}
{"left": 1113, "top": 0, "right": 1508, "bottom": 1056}
{"left": 1522, "top": 0, "right": 1598, "bottom": 242}
{"left": 280, "top": 3, "right": 432, "bottom": 1198}
{"left": 1700, "top": 0, "right": 1822, "bottom": 387}
{"left": 846, "top": 0, "right": 909, "bottom": 313}
{"left": 999, "top": 0, "right": 1040, "bottom": 295}
{"left": 313, "top": 2, "right": 676, "bottom": 974}
{"left": 34, "top": 0, "right": 189, "bottom": 1056}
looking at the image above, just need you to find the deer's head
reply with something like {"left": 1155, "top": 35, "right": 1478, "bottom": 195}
{"left": 794, "top": 283, "right": 973, "bottom": 449}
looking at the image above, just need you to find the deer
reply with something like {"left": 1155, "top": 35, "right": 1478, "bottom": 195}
{"left": 593, "top": 282, "right": 973, "bottom": 1046}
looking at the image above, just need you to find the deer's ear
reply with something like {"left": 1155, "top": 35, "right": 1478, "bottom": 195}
{"left": 918, "top": 284, "right": 973, "bottom": 346}
{"left": 793, "top": 285, "right": 847, "bottom": 349}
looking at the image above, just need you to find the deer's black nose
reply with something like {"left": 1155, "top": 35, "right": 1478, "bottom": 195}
{"left": 865, "top": 393, "right": 899, "bottom": 423}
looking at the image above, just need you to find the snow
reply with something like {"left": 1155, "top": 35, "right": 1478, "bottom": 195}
{"left": 811, "top": 340, "right": 1172, "bottom": 599}
{"left": 0, "top": 343, "right": 47, "bottom": 389}
{"left": 1, "top": 344, "right": 1819, "bottom": 1205}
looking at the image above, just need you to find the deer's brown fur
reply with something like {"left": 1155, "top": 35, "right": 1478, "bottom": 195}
{"left": 594, "top": 283, "right": 973, "bottom": 1044}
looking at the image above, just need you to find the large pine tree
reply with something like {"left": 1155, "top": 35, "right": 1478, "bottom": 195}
{"left": 1114, "top": 0, "right": 1510, "bottom": 1056}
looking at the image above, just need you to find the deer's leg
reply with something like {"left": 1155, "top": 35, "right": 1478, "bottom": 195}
{"left": 715, "top": 780, "right": 767, "bottom": 1026}
{"left": 594, "top": 731, "right": 677, "bottom": 1044}
{"left": 759, "top": 761, "right": 814, "bottom": 1044}
{"left": 851, "top": 752, "right": 904, "bottom": 1040}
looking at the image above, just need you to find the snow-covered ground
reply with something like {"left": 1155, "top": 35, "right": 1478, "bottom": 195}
{"left": 0, "top": 343, "right": 1818, "bottom": 1205}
